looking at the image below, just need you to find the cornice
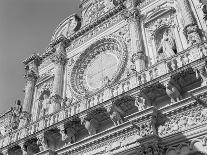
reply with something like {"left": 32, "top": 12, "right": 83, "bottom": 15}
{"left": 22, "top": 53, "right": 42, "bottom": 66}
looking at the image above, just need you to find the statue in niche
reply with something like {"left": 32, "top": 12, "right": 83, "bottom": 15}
{"left": 157, "top": 29, "right": 177, "bottom": 59}
{"left": 40, "top": 93, "right": 51, "bottom": 116}
{"left": 165, "top": 81, "right": 182, "bottom": 103}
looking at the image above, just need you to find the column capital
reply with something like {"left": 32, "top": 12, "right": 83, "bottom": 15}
{"left": 50, "top": 47, "right": 67, "bottom": 65}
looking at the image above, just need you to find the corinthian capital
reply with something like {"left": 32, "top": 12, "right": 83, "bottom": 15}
{"left": 24, "top": 68, "right": 38, "bottom": 81}
{"left": 50, "top": 52, "right": 67, "bottom": 65}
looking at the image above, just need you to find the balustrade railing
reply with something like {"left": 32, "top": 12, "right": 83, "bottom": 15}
{"left": 0, "top": 42, "right": 207, "bottom": 149}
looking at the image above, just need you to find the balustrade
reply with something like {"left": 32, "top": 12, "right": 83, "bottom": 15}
{"left": 0, "top": 42, "right": 207, "bottom": 150}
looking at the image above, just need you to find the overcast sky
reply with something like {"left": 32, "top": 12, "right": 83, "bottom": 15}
{"left": 0, "top": 0, "right": 80, "bottom": 114}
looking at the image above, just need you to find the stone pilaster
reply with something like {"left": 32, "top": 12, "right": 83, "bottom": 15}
{"left": 177, "top": 0, "right": 201, "bottom": 45}
{"left": 20, "top": 54, "right": 41, "bottom": 127}
{"left": 128, "top": 8, "right": 146, "bottom": 72}
{"left": 50, "top": 41, "right": 67, "bottom": 112}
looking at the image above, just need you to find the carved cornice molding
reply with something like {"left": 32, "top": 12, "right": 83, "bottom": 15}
{"left": 22, "top": 53, "right": 42, "bottom": 66}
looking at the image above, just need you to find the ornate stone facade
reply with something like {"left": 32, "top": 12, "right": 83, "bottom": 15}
{"left": 1, "top": 0, "right": 207, "bottom": 155}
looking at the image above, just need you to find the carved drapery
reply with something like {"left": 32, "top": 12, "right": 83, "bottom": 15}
{"left": 177, "top": 0, "right": 201, "bottom": 45}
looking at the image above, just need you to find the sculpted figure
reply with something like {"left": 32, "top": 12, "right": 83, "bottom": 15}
{"left": 134, "top": 96, "right": 146, "bottom": 112}
{"left": 107, "top": 104, "right": 124, "bottom": 126}
{"left": 14, "top": 100, "right": 22, "bottom": 117}
{"left": 41, "top": 94, "right": 51, "bottom": 116}
{"left": 158, "top": 29, "right": 177, "bottom": 58}
{"left": 195, "top": 66, "right": 207, "bottom": 86}
{"left": 165, "top": 81, "right": 182, "bottom": 103}
{"left": 10, "top": 100, "right": 22, "bottom": 130}
{"left": 81, "top": 118, "right": 98, "bottom": 136}
{"left": 64, "top": 127, "right": 76, "bottom": 144}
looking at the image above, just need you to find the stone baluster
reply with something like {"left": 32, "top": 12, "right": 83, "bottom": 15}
{"left": 20, "top": 54, "right": 41, "bottom": 127}
{"left": 128, "top": 8, "right": 146, "bottom": 72}
{"left": 177, "top": 0, "right": 201, "bottom": 45}
{"left": 19, "top": 143, "right": 27, "bottom": 155}
{"left": 50, "top": 40, "right": 67, "bottom": 112}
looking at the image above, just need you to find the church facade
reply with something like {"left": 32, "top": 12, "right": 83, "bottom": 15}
{"left": 1, "top": 0, "right": 207, "bottom": 154}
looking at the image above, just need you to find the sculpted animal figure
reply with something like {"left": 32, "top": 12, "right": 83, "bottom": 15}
{"left": 107, "top": 104, "right": 124, "bottom": 126}
{"left": 81, "top": 118, "right": 97, "bottom": 136}
{"left": 166, "top": 81, "right": 182, "bottom": 103}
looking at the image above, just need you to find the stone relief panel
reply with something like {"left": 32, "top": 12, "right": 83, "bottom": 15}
{"left": 82, "top": 0, "right": 118, "bottom": 26}
{"left": 51, "top": 14, "right": 81, "bottom": 40}
{"left": 158, "top": 105, "right": 207, "bottom": 137}
{"left": 66, "top": 13, "right": 125, "bottom": 52}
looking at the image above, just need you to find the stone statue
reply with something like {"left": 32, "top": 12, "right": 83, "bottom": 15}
{"left": 10, "top": 100, "right": 22, "bottom": 130}
{"left": 67, "top": 15, "right": 80, "bottom": 36}
{"left": 81, "top": 118, "right": 98, "bottom": 136}
{"left": 106, "top": 104, "right": 124, "bottom": 126}
{"left": 157, "top": 29, "right": 177, "bottom": 58}
{"left": 134, "top": 96, "right": 146, "bottom": 112}
{"left": 165, "top": 81, "right": 182, "bottom": 103}
{"left": 64, "top": 127, "right": 76, "bottom": 144}
{"left": 41, "top": 94, "right": 51, "bottom": 116}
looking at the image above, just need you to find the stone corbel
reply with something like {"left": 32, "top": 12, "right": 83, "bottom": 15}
{"left": 162, "top": 78, "right": 182, "bottom": 103}
{"left": 80, "top": 115, "right": 98, "bottom": 136}
{"left": 37, "top": 133, "right": 48, "bottom": 152}
{"left": 105, "top": 102, "right": 125, "bottom": 126}
{"left": 193, "top": 61, "right": 207, "bottom": 86}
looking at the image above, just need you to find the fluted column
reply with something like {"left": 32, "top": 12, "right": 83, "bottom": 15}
{"left": 177, "top": 0, "right": 201, "bottom": 45}
{"left": 20, "top": 54, "right": 41, "bottom": 127}
{"left": 50, "top": 41, "right": 67, "bottom": 111}
{"left": 128, "top": 8, "right": 146, "bottom": 72}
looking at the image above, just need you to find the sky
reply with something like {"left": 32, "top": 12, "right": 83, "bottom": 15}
{"left": 0, "top": 0, "right": 80, "bottom": 115}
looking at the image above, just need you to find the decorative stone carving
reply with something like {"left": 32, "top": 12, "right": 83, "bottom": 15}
{"left": 37, "top": 134, "right": 48, "bottom": 152}
{"left": 70, "top": 37, "right": 127, "bottom": 97}
{"left": 81, "top": 117, "right": 98, "bottom": 136}
{"left": 195, "top": 64, "right": 207, "bottom": 86}
{"left": 106, "top": 103, "right": 125, "bottom": 126}
{"left": 64, "top": 127, "right": 76, "bottom": 145}
{"left": 41, "top": 94, "right": 51, "bottom": 116}
{"left": 10, "top": 100, "right": 22, "bottom": 130}
{"left": 157, "top": 29, "right": 177, "bottom": 58}
{"left": 164, "top": 80, "right": 182, "bottom": 103}
{"left": 134, "top": 95, "right": 146, "bottom": 112}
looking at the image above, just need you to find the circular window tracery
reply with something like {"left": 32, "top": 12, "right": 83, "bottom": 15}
{"left": 70, "top": 37, "right": 127, "bottom": 96}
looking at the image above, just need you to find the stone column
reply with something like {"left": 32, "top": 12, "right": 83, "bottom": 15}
{"left": 177, "top": 0, "right": 201, "bottom": 45}
{"left": 20, "top": 54, "right": 41, "bottom": 127}
{"left": 128, "top": 8, "right": 146, "bottom": 72}
{"left": 50, "top": 41, "right": 67, "bottom": 112}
